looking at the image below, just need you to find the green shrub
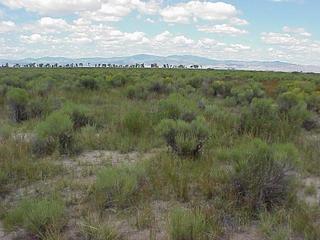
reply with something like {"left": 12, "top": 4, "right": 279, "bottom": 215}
{"left": 158, "top": 93, "right": 197, "bottom": 121}
{"left": 122, "top": 109, "right": 150, "bottom": 135}
{"left": 211, "top": 81, "right": 232, "bottom": 97}
{"left": 148, "top": 79, "right": 171, "bottom": 94}
{"left": 230, "top": 139, "right": 297, "bottom": 212}
{"left": 231, "top": 82, "right": 265, "bottom": 105}
{"left": 27, "top": 77, "right": 53, "bottom": 96}
{"left": 110, "top": 74, "right": 128, "bottom": 87}
{"left": 33, "top": 111, "right": 74, "bottom": 155}
{"left": 6, "top": 87, "right": 29, "bottom": 122}
{"left": 62, "top": 104, "right": 94, "bottom": 130}
{"left": 187, "top": 77, "right": 204, "bottom": 89}
{"left": 78, "top": 76, "right": 99, "bottom": 90}
{"left": 239, "top": 98, "right": 282, "bottom": 141}
{"left": 277, "top": 91, "right": 302, "bottom": 113}
{"left": 94, "top": 165, "right": 144, "bottom": 208}
{"left": 4, "top": 198, "right": 65, "bottom": 236}
{"left": 126, "top": 83, "right": 148, "bottom": 100}
{"left": 169, "top": 207, "right": 209, "bottom": 240}
{"left": 156, "top": 118, "right": 209, "bottom": 157}
{"left": 27, "top": 97, "right": 50, "bottom": 119}
{"left": 306, "top": 93, "right": 320, "bottom": 113}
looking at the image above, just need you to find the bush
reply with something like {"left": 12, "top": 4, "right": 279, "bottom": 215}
{"left": 306, "top": 93, "right": 320, "bottom": 113}
{"left": 211, "top": 81, "right": 232, "bottom": 97}
{"left": 239, "top": 98, "right": 286, "bottom": 141}
{"left": 62, "top": 104, "right": 94, "bottom": 130}
{"left": 156, "top": 118, "right": 209, "bottom": 157}
{"left": 110, "top": 74, "right": 128, "bottom": 87}
{"left": 33, "top": 111, "right": 74, "bottom": 155}
{"left": 94, "top": 165, "right": 144, "bottom": 208}
{"left": 169, "top": 207, "right": 209, "bottom": 240}
{"left": 231, "top": 139, "right": 297, "bottom": 212}
{"left": 6, "top": 88, "right": 29, "bottom": 122}
{"left": 158, "top": 93, "right": 197, "bottom": 121}
{"left": 231, "top": 82, "right": 265, "bottom": 105}
{"left": 148, "top": 80, "right": 171, "bottom": 94}
{"left": 27, "top": 97, "right": 49, "bottom": 119}
{"left": 4, "top": 198, "right": 65, "bottom": 236}
{"left": 126, "top": 84, "right": 148, "bottom": 100}
{"left": 123, "top": 109, "right": 150, "bottom": 135}
{"left": 277, "top": 91, "right": 302, "bottom": 113}
{"left": 27, "top": 77, "right": 53, "bottom": 96}
{"left": 78, "top": 77, "right": 99, "bottom": 90}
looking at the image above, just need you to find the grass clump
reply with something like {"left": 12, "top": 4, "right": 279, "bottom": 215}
{"left": 122, "top": 109, "right": 150, "bottom": 135}
{"left": 33, "top": 111, "right": 75, "bottom": 155}
{"left": 4, "top": 198, "right": 65, "bottom": 237}
{"left": 168, "top": 207, "right": 210, "bottom": 240}
{"left": 80, "top": 215, "right": 121, "bottom": 240}
{"left": 158, "top": 93, "right": 198, "bottom": 121}
{"left": 93, "top": 164, "right": 145, "bottom": 208}
{"left": 157, "top": 117, "right": 209, "bottom": 157}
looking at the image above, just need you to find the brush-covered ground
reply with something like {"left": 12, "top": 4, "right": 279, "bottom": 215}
{"left": 0, "top": 68, "right": 319, "bottom": 240}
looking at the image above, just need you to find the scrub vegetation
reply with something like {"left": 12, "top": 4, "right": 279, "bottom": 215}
{"left": 0, "top": 68, "right": 319, "bottom": 239}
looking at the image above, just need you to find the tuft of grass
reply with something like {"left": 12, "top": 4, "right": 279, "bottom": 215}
{"left": 4, "top": 198, "right": 65, "bottom": 237}
{"left": 134, "top": 205, "right": 155, "bottom": 230}
{"left": 80, "top": 215, "right": 121, "bottom": 240}
{"left": 168, "top": 207, "right": 210, "bottom": 240}
{"left": 93, "top": 164, "right": 146, "bottom": 208}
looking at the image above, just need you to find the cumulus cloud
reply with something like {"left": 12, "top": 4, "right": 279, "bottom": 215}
{"left": 261, "top": 27, "right": 320, "bottom": 64}
{"left": 160, "top": 1, "right": 245, "bottom": 24}
{"left": 1, "top": 0, "right": 160, "bottom": 21}
{"left": 1, "top": 0, "right": 101, "bottom": 14}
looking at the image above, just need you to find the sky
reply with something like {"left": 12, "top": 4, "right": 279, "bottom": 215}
{"left": 0, "top": 0, "right": 319, "bottom": 65}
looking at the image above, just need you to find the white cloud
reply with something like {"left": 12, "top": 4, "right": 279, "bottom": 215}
{"left": 160, "top": 1, "right": 244, "bottom": 24}
{"left": 1, "top": 0, "right": 101, "bottom": 14}
{"left": 39, "top": 17, "right": 69, "bottom": 28}
{"left": 1, "top": 0, "right": 160, "bottom": 22}
{"left": 21, "top": 33, "right": 45, "bottom": 43}
{"left": 0, "top": 20, "right": 16, "bottom": 33}
{"left": 283, "top": 26, "right": 311, "bottom": 37}
{"left": 261, "top": 27, "right": 320, "bottom": 64}
{"left": 198, "top": 24, "right": 247, "bottom": 35}
{"left": 261, "top": 32, "right": 303, "bottom": 45}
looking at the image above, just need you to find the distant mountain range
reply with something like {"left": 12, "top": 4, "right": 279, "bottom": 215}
{"left": 1, "top": 54, "right": 320, "bottom": 73}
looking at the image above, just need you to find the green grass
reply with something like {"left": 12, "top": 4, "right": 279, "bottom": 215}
{"left": 168, "top": 207, "right": 211, "bottom": 240}
{"left": 4, "top": 198, "right": 65, "bottom": 237}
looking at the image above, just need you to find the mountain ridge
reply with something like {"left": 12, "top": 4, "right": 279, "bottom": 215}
{"left": 1, "top": 54, "right": 320, "bottom": 73}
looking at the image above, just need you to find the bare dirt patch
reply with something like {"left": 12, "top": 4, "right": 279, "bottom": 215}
{"left": 229, "top": 225, "right": 263, "bottom": 240}
{"left": 298, "top": 176, "right": 320, "bottom": 206}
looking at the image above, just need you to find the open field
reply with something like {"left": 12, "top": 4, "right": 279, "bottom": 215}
{"left": 0, "top": 68, "right": 320, "bottom": 240}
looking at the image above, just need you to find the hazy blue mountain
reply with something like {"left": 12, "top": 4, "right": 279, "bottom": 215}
{"left": 1, "top": 54, "right": 320, "bottom": 73}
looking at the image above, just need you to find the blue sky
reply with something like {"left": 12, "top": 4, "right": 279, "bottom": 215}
{"left": 0, "top": 0, "right": 319, "bottom": 65}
